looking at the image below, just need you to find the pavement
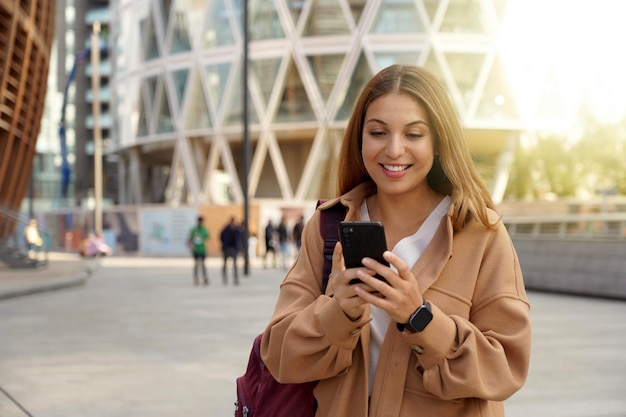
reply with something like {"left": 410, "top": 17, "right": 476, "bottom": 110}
{"left": 0, "top": 253, "right": 626, "bottom": 417}
{"left": 0, "top": 252, "right": 96, "bottom": 301}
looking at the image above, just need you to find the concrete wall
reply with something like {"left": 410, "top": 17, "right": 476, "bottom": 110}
{"left": 512, "top": 238, "right": 626, "bottom": 299}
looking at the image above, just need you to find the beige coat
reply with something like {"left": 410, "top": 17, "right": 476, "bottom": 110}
{"left": 262, "top": 183, "right": 531, "bottom": 417}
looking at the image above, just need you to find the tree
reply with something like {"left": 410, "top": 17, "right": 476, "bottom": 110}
{"left": 504, "top": 115, "right": 626, "bottom": 200}
{"left": 572, "top": 116, "right": 626, "bottom": 195}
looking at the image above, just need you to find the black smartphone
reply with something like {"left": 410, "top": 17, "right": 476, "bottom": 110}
{"left": 338, "top": 221, "right": 389, "bottom": 284}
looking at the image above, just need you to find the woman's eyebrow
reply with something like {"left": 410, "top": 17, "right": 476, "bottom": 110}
{"left": 364, "top": 118, "right": 428, "bottom": 127}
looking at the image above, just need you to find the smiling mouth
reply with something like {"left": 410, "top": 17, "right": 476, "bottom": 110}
{"left": 381, "top": 164, "right": 410, "bottom": 172}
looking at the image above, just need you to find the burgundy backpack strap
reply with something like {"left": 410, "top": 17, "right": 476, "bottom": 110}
{"left": 317, "top": 200, "right": 347, "bottom": 292}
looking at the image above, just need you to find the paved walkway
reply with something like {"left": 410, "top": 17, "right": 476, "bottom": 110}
{"left": 0, "top": 254, "right": 625, "bottom": 417}
{"left": 0, "top": 252, "right": 94, "bottom": 300}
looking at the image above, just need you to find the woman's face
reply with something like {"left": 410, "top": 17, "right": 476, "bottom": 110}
{"left": 361, "top": 92, "right": 435, "bottom": 198}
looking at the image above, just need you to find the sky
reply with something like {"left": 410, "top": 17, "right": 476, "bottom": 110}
{"left": 500, "top": 0, "right": 626, "bottom": 128}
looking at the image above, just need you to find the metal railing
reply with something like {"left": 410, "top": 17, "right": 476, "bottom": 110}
{"left": 504, "top": 212, "right": 626, "bottom": 240}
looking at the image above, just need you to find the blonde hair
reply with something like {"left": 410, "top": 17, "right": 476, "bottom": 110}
{"left": 337, "top": 65, "right": 497, "bottom": 230}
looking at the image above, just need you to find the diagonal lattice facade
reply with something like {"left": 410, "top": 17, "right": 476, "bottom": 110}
{"left": 0, "top": 0, "right": 55, "bottom": 239}
{"left": 110, "top": 0, "right": 526, "bottom": 207}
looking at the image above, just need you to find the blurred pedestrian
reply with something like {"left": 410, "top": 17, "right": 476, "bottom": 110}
{"left": 220, "top": 217, "right": 241, "bottom": 285}
{"left": 263, "top": 219, "right": 277, "bottom": 268}
{"left": 85, "top": 232, "right": 113, "bottom": 257}
{"left": 277, "top": 216, "right": 289, "bottom": 269}
{"left": 292, "top": 214, "right": 305, "bottom": 251}
{"left": 188, "top": 216, "right": 210, "bottom": 286}
{"left": 23, "top": 218, "right": 43, "bottom": 259}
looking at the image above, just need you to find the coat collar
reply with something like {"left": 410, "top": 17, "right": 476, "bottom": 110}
{"left": 320, "top": 181, "right": 455, "bottom": 292}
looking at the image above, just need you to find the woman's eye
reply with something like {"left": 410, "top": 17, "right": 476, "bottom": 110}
{"left": 368, "top": 130, "right": 385, "bottom": 137}
{"left": 407, "top": 133, "right": 424, "bottom": 139}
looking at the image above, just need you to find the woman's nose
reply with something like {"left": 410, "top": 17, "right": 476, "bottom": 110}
{"left": 385, "top": 135, "right": 403, "bottom": 158}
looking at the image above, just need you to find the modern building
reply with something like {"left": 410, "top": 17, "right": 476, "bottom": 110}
{"left": 107, "top": 0, "right": 626, "bottom": 210}
{"left": 0, "top": 0, "right": 55, "bottom": 240}
{"left": 110, "top": 0, "right": 535, "bottom": 209}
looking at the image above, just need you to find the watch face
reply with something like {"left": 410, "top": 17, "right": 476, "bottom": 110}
{"left": 408, "top": 302, "right": 433, "bottom": 332}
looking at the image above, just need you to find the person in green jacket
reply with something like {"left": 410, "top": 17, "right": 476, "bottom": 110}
{"left": 188, "top": 216, "right": 210, "bottom": 285}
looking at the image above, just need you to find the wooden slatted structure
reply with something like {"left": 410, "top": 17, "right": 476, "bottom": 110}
{"left": 0, "top": 0, "right": 55, "bottom": 239}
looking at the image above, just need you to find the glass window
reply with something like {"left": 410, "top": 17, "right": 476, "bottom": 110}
{"left": 275, "top": 60, "right": 315, "bottom": 123}
{"left": 186, "top": 73, "right": 211, "bottom": 129}
{"left": 373, "top": 51, "right": 421, "bottom": 71}
{"left": 444, "top": 52, "right": 486, "bottom": 110}
{"left": 256, "top": 143, "right": 283, "bottom": 198}
{"left": 249, "top": 0, "right": 285, "bottom": 41}
{"left": 146, "top": 76, "right": 158, "bottom": 105}
{"left": 279, "top": 137, "right": 312, "bottom": 192}
{"left": 186, "top": 0, "right": 205, "bottom": 41}
{"left": 335, "top": 53, "right": 372, "bottom": 121}
{"left": 140, "top": 12, "right": 160, "bottom": 61}
{"left": 156, "top": 76, "right": 175, "bottom": 133}
{"left": 348, "top": 0, "right": 366, "bottom": 27}
{"left": 371, "top": 0, "right": 425, "bottom": 34}
{"left": 204, "top": 62, "right": 232, "bottom": 118}
{"left": 422, "top": 51, "right": 446, "bottom": 90}
{"left": 136, "top": 91, "right": 149, "bottom": 137}
{"left": 286, "top": 0, "right": 305, "bottom": 28}
{"left": 137, "top": 75, "right": 158, "bottom": 135}
{"left": 203, "top": 0, "right": 235, "bottom": 47}
{"left": 171, "top": 68, "right": 189, "bottom": 110}
{"left": 304, "top": 128, "right": 343, "bottom": 199}
{"left": 422, "top": 0, "right": 441, "bottom": 26}
{"left": 250, "top": 58, "right": 282, "bottom": 108}
{"left": 159, "top": 0, "right": 172, "bottom": 31}
{"left": 306, "top": 54, "right": 345, "bottom": 104}
{"left": 303, "top": 0, "right": 350, "bottom": 36}
{"left": 170, "top": 6, "right": 192, "bottom": 54}
{"left": 224, "top": 66, "right": 260, "bottom": 126}
{"left": 439, "top": 0, "right": 492, "bottom": 34}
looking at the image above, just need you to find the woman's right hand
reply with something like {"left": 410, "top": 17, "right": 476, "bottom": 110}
{"left": 328, "top": 242, "right": 376, "bottom": 320}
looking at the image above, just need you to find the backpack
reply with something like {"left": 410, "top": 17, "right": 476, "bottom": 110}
{"left": 234, "top": 201, "right": 346, "bottom": 417}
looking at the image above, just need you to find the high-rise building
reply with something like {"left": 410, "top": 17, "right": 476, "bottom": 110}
{"left": 73, "top": 0, "right": 117, "bottom": 207}
{"left": 29, "top": 0, "right": 116, "bottom": 213}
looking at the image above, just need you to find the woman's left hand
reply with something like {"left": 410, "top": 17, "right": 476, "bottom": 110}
{"left": 353, "top": 251, "right": 424, "bottom": 324}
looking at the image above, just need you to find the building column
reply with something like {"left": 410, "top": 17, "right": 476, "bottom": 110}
{"left": 491, "top": 132, "right": 518, "bottom": 205}
{"left": 128, "top": 148, "right": 143, "bottom": 204}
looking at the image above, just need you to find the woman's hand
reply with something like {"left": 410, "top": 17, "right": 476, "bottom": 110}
{"left": 353, "top": 251, "right": 424, "bottom": 324}
{"left": 328, "top": 242, "right": 378, "bottom": 320}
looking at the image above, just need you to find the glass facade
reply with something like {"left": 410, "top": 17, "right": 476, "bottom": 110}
{"left": 110, "top": 0, "right": 529, "bottom": 206}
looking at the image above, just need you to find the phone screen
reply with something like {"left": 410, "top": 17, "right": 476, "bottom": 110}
{"left": 338, "top": 221, "right": 389, "bottom": 283}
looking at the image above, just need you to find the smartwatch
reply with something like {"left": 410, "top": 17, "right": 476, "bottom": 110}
{"left": 397, "top": 300, "right": 433, "bottom": 333}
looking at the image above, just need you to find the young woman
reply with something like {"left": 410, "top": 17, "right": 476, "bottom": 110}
{"left": 261, "top": 65, "right": 531, "bottom": 417}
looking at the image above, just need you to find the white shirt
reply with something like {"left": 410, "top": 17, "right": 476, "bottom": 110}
{"left": 360, "top": 196, "right": 451, "bottom": 395}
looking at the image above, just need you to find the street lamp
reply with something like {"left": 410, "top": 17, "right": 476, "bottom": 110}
{"left": 242, "top": 0, "right": 250, "bottom": 275}
{"left": 91, "top": 21, "right": 103, "bottom": 235}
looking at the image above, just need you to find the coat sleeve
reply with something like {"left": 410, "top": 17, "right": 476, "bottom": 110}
{"left": 404, "top": 221, "right": 531, "bottom": 401}
{"left": 261, "top": 210, "right": 370, "bottom": 384}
